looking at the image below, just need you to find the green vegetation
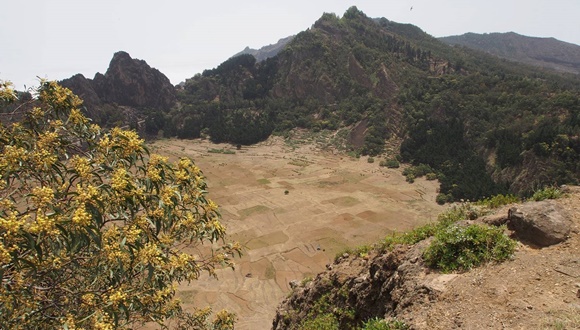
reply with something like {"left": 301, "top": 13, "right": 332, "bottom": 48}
{"left": 362, "top": 317, "right": 409, "bottom": 330}
{"left": 531, "top": 186, "right": 563, "bottom": 201}
{"left": 298, "top": 293, "right": 355, "bottom": 330}
{"left": 475, "top": 193, "right": 520, "bottom": 208}
{"left": 380, "top": 159, "right": 400, "bottom": 168}
{"left": 208, "top": 148, "right": 236, "bottom": 154}
{"left": 423, "top": 224, "right": 516, "bottom": 272}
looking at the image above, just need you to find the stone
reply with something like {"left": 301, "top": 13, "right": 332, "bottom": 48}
{"left": 508, "top": 200, "right": 572, "bottom": 247}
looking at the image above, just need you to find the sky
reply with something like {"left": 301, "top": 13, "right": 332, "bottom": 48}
{"left": 2, "top": 0, "right": 580, "bottom": 90}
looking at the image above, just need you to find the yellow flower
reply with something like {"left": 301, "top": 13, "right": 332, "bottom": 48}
{"left": 160, "top": 186, "right": 177, "bottom": 206}
{"left": 71, "top": 155, "right": 92, "bottom": 180}
{"left": 111, "top": 167, "right": 128, "bottom": 191}
{"left": 31, "top": 186, "right": 54, "bottom": 207}
{"left": 68, "top": 108, "right": 88, "bottom": 125}
{"left": 108, "top": 289, "right": 126, "bottom": 307}
{"left": 72, "top": 203, "right": 92, "bottom": 226}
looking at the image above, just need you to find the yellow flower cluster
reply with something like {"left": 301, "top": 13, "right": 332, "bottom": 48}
{"left": 72, "top": 155, "right": 92, "bottom": 180}
{"left": 81, "top": 293, "right": 95, "bottom": 306}
{"left": 107, "top": 289, "right": 127, "bottom": 307}
{"left": 68, "top": 108, "right": 88, "bottom": 125}
{"left": 111, "top": 167, "right": 128, "bottom": 191}
{"left": 0, "top": 145, "right": 27, "bottom": 170}
{"left": 29, "top": 211, "right": 58, "bottom": 236}
{"left": 160, "top": 186, "right": 177, "bottom": 206}
{"left": 72, "top": 204, "right": 92, "bottom": 226}
{"left": 0, "top": 211, "right": 26, "bottom": 236}
{"left": 76, "top": 184, "right": 99, "bottom": 203}
{"left": 138, "top": 242, "right": 163, "bottom": 265}
{"left": 110, "top": 127, "right": 144, "bottom": 157}
{"left": 147, "top": 166, "right": 161, "bottom": 182}
{"left": 31, "top": 186, "right": 54, "bottom": 207}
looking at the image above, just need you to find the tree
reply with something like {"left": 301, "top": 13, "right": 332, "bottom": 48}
{"left": 0, "top": 81, "right": 240, "bottom": 329}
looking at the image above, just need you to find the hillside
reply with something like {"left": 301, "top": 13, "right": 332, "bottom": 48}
{"left": 170, "top": 6, "right": 580, "bottom": 202}
{"left": 440, "top": 32, "right": 580, "bottom": 75}
{"left": 273, "top": 186, "right": 580, "bottom": 329}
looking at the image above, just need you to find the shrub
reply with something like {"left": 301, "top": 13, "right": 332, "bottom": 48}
{"left": 425, "top": 172, "right": 437, "bottom": 181}
{"left": 436, "top": 193, "right": 450, "bottom": 205}
{"left": 475, "top": 193, "right": 520, "bottom": 208}
{"left": 367, "top": 157, "right": 375, "bottom": 163}
{"left": 362, "top": 317, "right": 409, "bottom": 330}
{"left": 385, "top": 159, "right": 400, "bottom": 168}
{"left": 0, "top": 81, "right": 240, "bottom": 328}
{"left": 423, "top": 224, "right": 516, "bottom": 272}
{"left": 531, "top": 186, "right": 562, "bottom": 201}
{"left": 300, "top": 313, "right": 339, "bottom": 330}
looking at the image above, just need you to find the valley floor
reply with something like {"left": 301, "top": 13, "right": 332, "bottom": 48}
{"left": 148, "top": 136, "right": 443, "bottom": 329}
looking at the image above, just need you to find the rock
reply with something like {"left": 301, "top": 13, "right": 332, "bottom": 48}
{"left": 59, "top": 51, "right": 177, "bottom": 128}
{"left": 289, "top": 280, "right": 300, "bottom": 289}
{"left": 480, "top": 213, "right": 509, "bottom": 226}
{"left": 508, "top": 200, "right": 572, "bottom": 247}
{"left": 96, "top": 51, "right": 176, "bottom": 111}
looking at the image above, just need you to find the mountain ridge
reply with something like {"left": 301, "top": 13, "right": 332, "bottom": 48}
{"left": 440, "top": 32, "right": 580, "bottom": 75}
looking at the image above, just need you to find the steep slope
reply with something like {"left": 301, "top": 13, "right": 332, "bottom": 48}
{"left": 440, "top": 32, "right": 580, "bottom": 75}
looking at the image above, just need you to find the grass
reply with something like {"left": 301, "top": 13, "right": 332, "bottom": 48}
{"left": 208, "top": 148, "right": 236, "bottom": 154}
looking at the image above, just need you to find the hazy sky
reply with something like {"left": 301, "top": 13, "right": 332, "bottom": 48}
{"left": 2, "top": 0, "right": 579, "bottom": 90}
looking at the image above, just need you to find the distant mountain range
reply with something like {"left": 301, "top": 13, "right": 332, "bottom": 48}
{"left": 440, "top": 32, "right": 580, "bottom": 75}
{"left": 234, "top": 36, "right": 295, "bottom": 62}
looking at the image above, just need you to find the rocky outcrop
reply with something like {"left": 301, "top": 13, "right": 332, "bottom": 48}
{"left": 272, "top": 241, "right": 446, "bottom": 329}
{"left": 95, "top": 51, "right": 176, "bottom": 111}
{"left": 59, "top": 51, "right": 176, "bottom": 128}
{"left": 508, "top": 200, "right": 572, "bottom": 247}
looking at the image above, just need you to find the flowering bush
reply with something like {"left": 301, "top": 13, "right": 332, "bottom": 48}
{"left": 0, "top": 80, "right": 239, "bottom": 329}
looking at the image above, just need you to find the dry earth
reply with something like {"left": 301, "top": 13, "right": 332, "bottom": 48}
{"left": 148, "top": 135, "right": 443, "bottom": 329}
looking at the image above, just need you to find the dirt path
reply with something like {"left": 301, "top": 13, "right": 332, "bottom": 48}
{"left": 150, "top": 137, "right": 444, "bottom": 329}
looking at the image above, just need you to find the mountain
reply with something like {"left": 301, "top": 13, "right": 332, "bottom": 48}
{"left": 234, "top": 36, "right": 294, "bottom": 62}
{"left": 59, "top": 51, "right": 176, "bottom": 128}
{"left": 440, "top": 32, "right": 580, "bottom": 75}
{"left": 171, "top": 6, "right": 580, "bottom": 201}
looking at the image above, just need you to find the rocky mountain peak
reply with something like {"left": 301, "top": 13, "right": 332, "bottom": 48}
{"left": 96, "top": 51, "right": 176, "bottom": 111}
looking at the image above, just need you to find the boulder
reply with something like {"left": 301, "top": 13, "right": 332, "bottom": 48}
{"left": 508, "top": 200, "right": 572, "bottom": 247}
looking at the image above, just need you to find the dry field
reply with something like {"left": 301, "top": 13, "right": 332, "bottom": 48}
{"left": 149, "top": 136, "right": 444, "bottom": 329}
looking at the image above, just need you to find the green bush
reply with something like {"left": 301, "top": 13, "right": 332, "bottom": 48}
{"left": 362, "top": 317, "right": 409, "bottom": 330}
{"left": 423, "top": 224, "right": 516, "bottom": 272}
{"left": 300, "top": 313, "right": 339, "bottom": 330}
{"left": 475, "top": 193, "right": 520, "bottom": 208}
{"left": 368, "top": 157, "right": 375, "bottom": 163}
{"left": 425, "top": 172, "right": 437, "bottom": 181}
{"left": 531, "top": 186, "right": 562, "bottom": 201}
{"left": 385, "top": 159, "right": 400, "bottom": 168}
{"left": 436, "top": 193, "right": 450, "bottom": 205}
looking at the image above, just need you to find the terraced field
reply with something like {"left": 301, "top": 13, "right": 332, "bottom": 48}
{"left": 149, "top": 136, "right": 444, "bottom": 329}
